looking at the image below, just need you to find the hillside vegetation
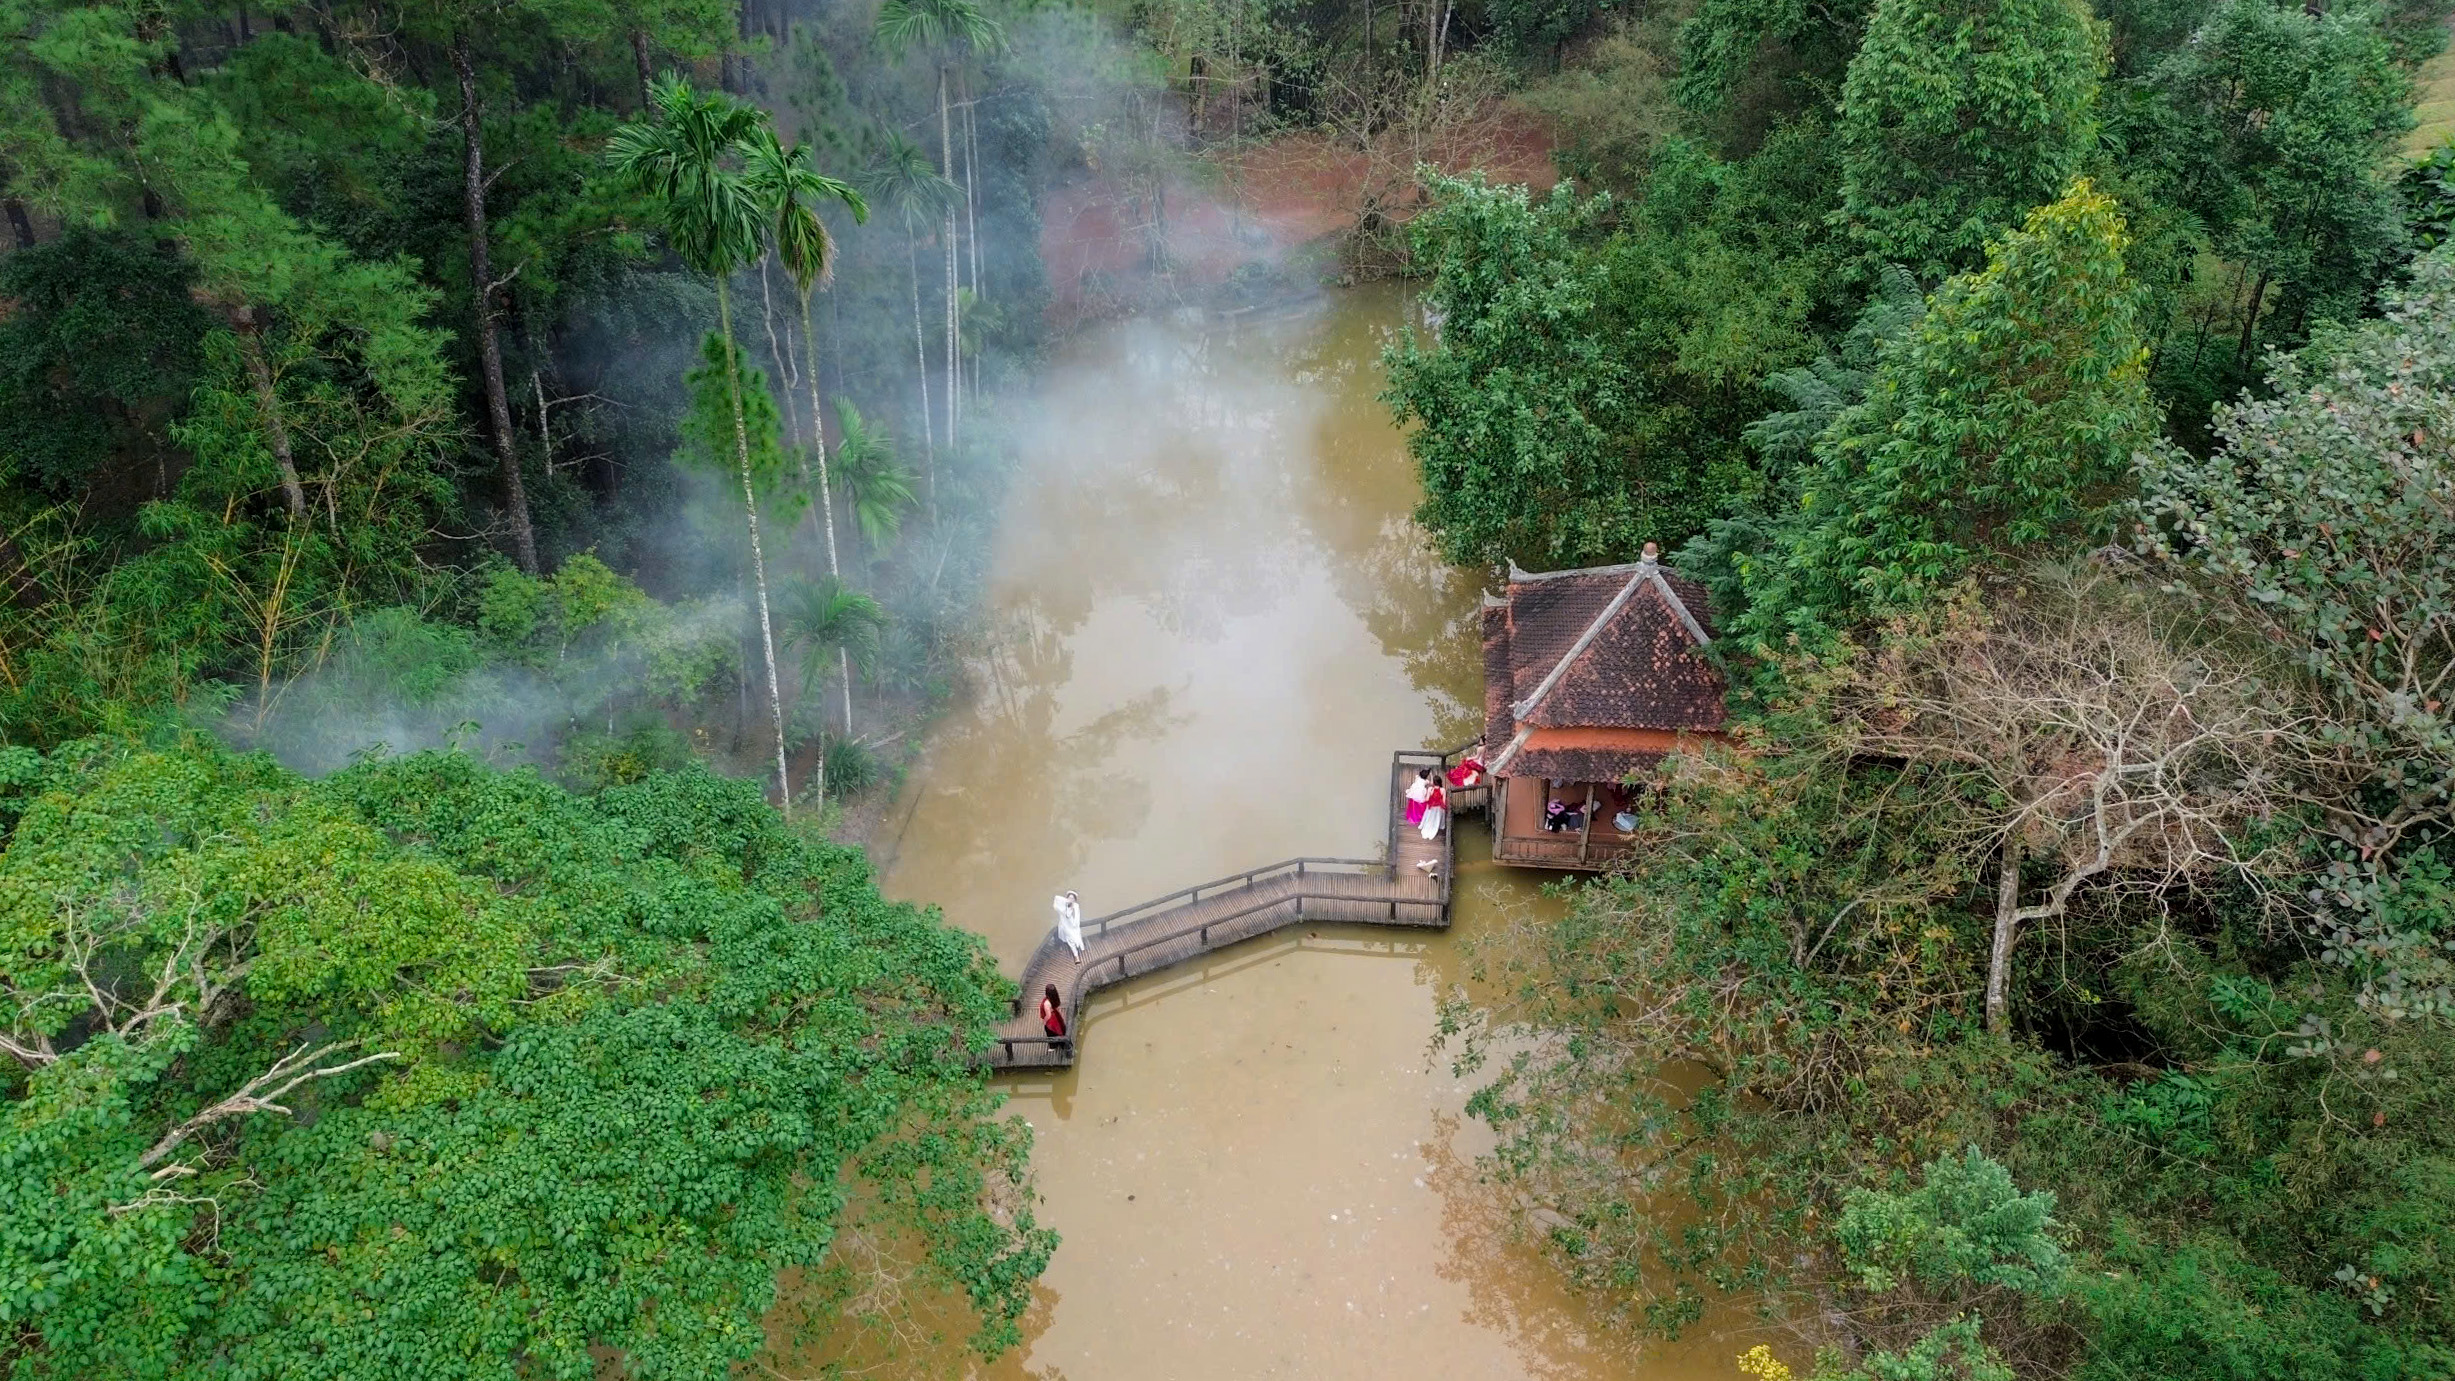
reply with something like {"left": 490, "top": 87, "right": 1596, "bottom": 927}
{"left": 1380, "top": 0, "right": 2455, "bottom": 1374}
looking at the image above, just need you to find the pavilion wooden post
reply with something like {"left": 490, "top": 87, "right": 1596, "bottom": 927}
{"left": 1577, "top": 784, "right": 1596, "bottom": 865}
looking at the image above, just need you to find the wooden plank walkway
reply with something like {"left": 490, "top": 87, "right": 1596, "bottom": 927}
{"left": 984, "top": 748, "right": 1464, "bottom": 1070}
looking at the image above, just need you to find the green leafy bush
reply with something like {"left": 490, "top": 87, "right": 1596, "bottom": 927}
{"left": 1837, "top": 1147, "right": 2070, "bottom": 1298}
{"left": 820, "top": 733, "right": 884, "bottom": 798}
{"left": 0, "top": 736, "right": 1053, "bottom": 1377}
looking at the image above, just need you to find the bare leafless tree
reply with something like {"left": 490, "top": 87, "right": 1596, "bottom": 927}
{"left": 3, "top": 894, "right": 257, "bottom": 1070}
{"left": 5, "top": 856, "right": 403, "bottom": 1180}
{"left": 1301, "top": 53, "right": 1511, "bottom": 271}
{"left": 1828, "top": 565, "right": 2343, "bottom": 1035}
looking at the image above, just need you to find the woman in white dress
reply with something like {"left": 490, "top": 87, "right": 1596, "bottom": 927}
{"left": 1053, "top": 890, "right": 1085, "bottom": 960}
{"left": 1418, "top": 781, "right": 1447, "bottom": 841}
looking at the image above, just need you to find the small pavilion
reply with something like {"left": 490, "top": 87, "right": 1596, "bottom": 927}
{"left": 1478, "top": 542, "right": 1728, "bottom": 870}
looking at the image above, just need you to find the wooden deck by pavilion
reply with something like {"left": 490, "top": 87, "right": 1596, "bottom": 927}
{"left": 982, "top": 747, "right": 1471, "bottom": 1070}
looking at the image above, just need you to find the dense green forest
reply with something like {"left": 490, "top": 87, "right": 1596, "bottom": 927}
{"left": 0, "top": 0, "right": 1661, "bottom": 1366}
{"left": 6, "top": 0, "right": 2454, "bottom": 1364}
{"left": 0, "top": 0, "right": 1121, "bottom": 1366}
{"left": 1385, "top": 0, "right": 2455, "bottom": 1375}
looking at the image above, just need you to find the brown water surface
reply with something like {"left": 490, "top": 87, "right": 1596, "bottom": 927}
{"left": 862, "top": 287, "right": 1733, "bottom": 1380}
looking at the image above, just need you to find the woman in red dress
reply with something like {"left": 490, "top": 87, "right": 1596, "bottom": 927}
{"left": 1447, "top": 744, "right": 1486, "bottom": 790}
{"left": 1038, "top": 984, "right": 1067, "bottom": 1039}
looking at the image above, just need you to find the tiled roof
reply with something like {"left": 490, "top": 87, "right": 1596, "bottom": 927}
{"left": 1482, "top": 555, "right": 1727, "bottom": 774}
{"left": 1526, "top": 576, "right": 1725, "bottom": 731}
{"left": 1482, "top": 597, "right": 1515, "bottom": 752}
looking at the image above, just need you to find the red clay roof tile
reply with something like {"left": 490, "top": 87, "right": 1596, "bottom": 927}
{"left": 1483, "top": 560, "right": 1728, "bottom": 766}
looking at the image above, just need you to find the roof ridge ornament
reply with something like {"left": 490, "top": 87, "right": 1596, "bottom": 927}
{"left": 1642, "top": 549, "right": 1713, "bottom": 647}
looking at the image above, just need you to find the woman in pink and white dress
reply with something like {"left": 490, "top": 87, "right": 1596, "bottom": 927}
{"left": 1403, "top": 768, "right": 1435, "bottom": 827}
{"left": 1418, "top": 781, "right": 1448, "bottom": 841}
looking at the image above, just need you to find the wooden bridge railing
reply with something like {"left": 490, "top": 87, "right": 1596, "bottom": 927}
{"left": 992, "top": 862, "right": 1403, "bottom": 1064}
{"left": 987, "top": 743, "right": 1479, "bottom": 1069}
{"left": 1491, "top": 831, "right": 1638, "bottom": 867}
{"left": 1081, "top": 856, "right": 1384, "bottom": 943}
{"left": 1094, "top": 863, "right": 1382, "bottom": 967}
{"left": 994, "top": 1033, "right": 1074, "bottom": 1063}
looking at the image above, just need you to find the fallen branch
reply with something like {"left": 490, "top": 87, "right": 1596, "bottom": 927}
{"left": 139, "top": 1039, "right": 400, "bottom": 1169}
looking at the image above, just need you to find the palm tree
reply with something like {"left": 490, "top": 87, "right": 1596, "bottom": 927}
{"left": 778, "top": 573, "right": 886, "bottom": 795}
{"left": 744, "top": 131, "right": 867, "bottom": 558}
{"left": 832, "top": 399, "right": 918, "bottom": 554}
{"left": 859, "top": 132, "right": 955, "bottom": 515}
{"left": 875, "top": 0, "right": 1005, "bottom": 460}
{"left": 606, "top": 74, "right": 796, "bottom": 817}
{"left": 745, "top": 128, "right": 869, "bottom": 755}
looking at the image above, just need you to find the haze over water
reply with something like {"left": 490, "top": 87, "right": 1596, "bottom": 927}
{"left": 870, "top": 287, "right": 1731, "bottom": 1379}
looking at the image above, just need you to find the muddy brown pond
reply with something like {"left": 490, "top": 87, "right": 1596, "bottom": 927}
{"left": 816, "top": 287, "right": 1736, "bottom": 1378}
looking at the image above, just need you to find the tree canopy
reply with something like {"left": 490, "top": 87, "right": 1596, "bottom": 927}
{"left": 1385, "top": 149, "right": 1833, "bottom": 568}
{"left": 1834, "top": 0, "right": 2104, "bottom": 278}
{"left": 1, "top": 0, "right": 1087, "bottom": 1369}
{"left": 1, "top": 737, "right": 1052, "bottom": 1378}
{"left": 1369, "top": 0, "right": 2455, "bottom": 1374}
{"left": 1736, "top": 180, "right": 2155, "bottom": 647}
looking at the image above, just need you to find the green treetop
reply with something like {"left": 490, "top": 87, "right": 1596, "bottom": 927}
{"left": 1384, "top": 165, "right": 1824, "bottom": 570}
{"left": 2127, "top": 0, "right": 2410, "bottom": 368}
{"left": 1740, "top": 179, "right": 2155, "bottom": 647}
{"left": 1835, "top": 0, "right": 2104, "bottom": 279}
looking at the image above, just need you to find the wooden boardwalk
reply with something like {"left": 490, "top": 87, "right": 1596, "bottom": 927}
{"left": 984, "top": 748, "right": 1466, "bottom": 1070}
